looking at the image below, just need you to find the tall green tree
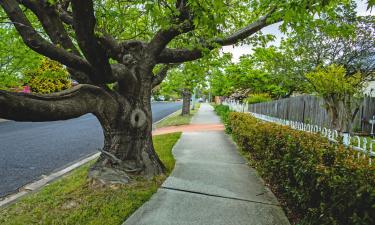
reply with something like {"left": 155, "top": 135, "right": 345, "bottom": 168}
{"left": 0, "top": 0, "right": 350, "bottom": 184}
{"left": 306, "top": 64, "right": 365, "bottom": 132}
{"left": 160, "top": 59, "right": 208, "bottom": 115}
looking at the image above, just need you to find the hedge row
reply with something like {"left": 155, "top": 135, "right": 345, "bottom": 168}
{"left": 214, "top": 105, "right": 230, "bottom": 127}
{"left": 226, "top": 111, "right": 375, "bottom": 225}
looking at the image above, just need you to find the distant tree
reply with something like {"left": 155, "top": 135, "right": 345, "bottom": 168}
{"left": 306, "top": 64, "right": 365, "bottom": 132}
{"left": 209, "top": 51, "right": 298, "bottom": 99}
{"left": 287, "top": 3, "right": 375, "bottom": 78}
{"left": 225, "top": 3, "right": 375, "bottom": 99}
{"left": 160, "top": 60, "right": 207, "bottom": 115}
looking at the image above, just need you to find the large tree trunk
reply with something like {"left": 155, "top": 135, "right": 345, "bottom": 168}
{"left": 89, "top": 102, "right": 165, "bottom": 184}
{"left": 181, "top": 89, "right": 191, "bottom": 116}
{"left": 324, "top": 97, "right": 341, "bottom": 131}
{"left": 89, "top": 74, "right": 165, "bottom": 184}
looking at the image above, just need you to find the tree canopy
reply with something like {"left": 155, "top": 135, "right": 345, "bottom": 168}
{"left": 209, "top": 1, "right": 374, "bottom": 100}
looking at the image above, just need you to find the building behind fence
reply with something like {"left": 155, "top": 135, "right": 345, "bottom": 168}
{"left": 247, "top": 95, "right": 375, "bottom": 134}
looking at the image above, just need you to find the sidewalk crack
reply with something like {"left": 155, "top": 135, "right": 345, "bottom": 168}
{"left": 161, "top": 186, "right": 280, "bottom": 207}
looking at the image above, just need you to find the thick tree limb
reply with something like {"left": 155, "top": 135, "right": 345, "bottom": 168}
{"left": 19, "top": 0, "right": 77, "bottom": 53}
{"left": 157, "top": 48, "right": 203, "bottom": 63}
{"left": 213, "top": 8, "right": 278, "bottom": 46}
{"left": 107, "top": 64, "right": 137, "bottom": 83}
{"left": 56, "top": 0, "right": 73, "bottom": 25}
{"left": 157, "top": 8, "right": 280, "bottom": 63}
{"left": 18, "top": 0, "right": 92, "bottom": 84}
{"left": 71, "top": 0, "right": 112, "bottom": 83}
{"left": 148, "top": 21, "right": 194, "bottom": 57}
{"left": 0, "top": 0, "right": 93, "bottom": 75}
{"left": 98, "top": 35, "right": 122, "bottom": 60}
{"left": 0, "top": 85, "right": 115, "bottom": 122}
{"left": 148, "top": 0, "right": 193, "bottom": 57}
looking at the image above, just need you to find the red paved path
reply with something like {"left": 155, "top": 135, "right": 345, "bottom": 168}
{"left": 153, "top": 124, "right": 224, "bottom": 135}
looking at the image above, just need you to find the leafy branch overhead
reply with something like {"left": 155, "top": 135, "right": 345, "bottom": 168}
{"left": 0, "top": 0, "right": 345, "bottom": 87}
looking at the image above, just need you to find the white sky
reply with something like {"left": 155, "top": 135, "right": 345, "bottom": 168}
{"left": 222, "top": 0, "right": 375, "bottom": 62}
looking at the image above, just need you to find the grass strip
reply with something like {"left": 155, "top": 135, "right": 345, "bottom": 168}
{"left": 155, "top": 103, "right": 200, "bottom": 128}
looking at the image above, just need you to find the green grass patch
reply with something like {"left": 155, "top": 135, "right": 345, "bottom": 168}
{"left": 0, "top": 133, "right": 181, "bottom": 225}
{"left": 155, "top": 103, "right": 200, "bottom": 128}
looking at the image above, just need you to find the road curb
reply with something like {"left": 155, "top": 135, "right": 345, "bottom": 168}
{"left": 0, "top": 109, "right": 181, "bottom": 208}
{"left": 152, "top": 109, "right": 181, "bottom": 130}
{"left": 0, "top": 153, "right": 100, "bottom": 208}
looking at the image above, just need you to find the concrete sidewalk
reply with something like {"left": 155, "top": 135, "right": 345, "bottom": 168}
{"left": 124, "top": 103, "right": 290, "bottom": 225}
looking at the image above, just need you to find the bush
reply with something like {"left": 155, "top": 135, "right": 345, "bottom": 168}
{"left": 24, "top": 58, "right": 72, "bottom": 94}
{"left": 214, "top": 104, "right": 230, "bottom": 120}
{"left": 227, "top": 112, "right": 375, "bottom": 225}
{"left": 245, "top": 93, "right": 272, "bottom": 104}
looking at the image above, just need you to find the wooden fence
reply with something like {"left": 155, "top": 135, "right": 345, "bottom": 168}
{"left": 248, "top": 95, "right": 375, "bottom": 134}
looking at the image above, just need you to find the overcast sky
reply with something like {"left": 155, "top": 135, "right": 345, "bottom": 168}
{"left": 222, "top": 0, "right": 375, "bottom": 62}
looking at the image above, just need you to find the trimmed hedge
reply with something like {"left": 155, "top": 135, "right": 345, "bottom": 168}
{"left": 227, "top": 112, "right": 375, "bottom": 225}
{"left": 213, "top": 104, "right": 230, "bottom": 121}
{"left": 213, "top": 104, "right": 231, "bottom": 133}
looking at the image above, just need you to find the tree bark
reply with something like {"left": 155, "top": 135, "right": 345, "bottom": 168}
{"left": 181, "top": 89, "right": 191, "bottom": 116}
{"left": 89, "top": 92, "right": 165, "bottom": 184}
{"left": 88, "top": 66, "right": 166, "bottom": 184}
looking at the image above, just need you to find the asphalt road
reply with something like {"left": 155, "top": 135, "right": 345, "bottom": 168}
{"left": 0, "top": 102, "right": 181, "bottom": 198}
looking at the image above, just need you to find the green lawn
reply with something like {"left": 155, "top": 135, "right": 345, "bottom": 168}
{"left": 0, "top": 133, "right": 181, "bottom": 225}
{"left": 156, "top": 103, "right": 200, "bottom": 128}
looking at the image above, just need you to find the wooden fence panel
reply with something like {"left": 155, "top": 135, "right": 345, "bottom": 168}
{"left": 248, "top": 95, "right": 375, "bottom": 134}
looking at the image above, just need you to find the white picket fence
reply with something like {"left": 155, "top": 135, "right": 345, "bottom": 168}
{"left": 223, "top": 101, "right": 375, "bottom": 163}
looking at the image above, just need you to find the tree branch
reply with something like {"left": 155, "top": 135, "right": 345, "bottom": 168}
{"left": 0, "top": 0, "right": 94, "bottom": 76}
{"left": 148, "top": 0, "right": 193, "bottom": 57}
{"left": 152, "top": 64, "right": 175, "bottom": 87}
{"left": 71, "top": 0, "right": 112, "bottom": 83}
{"left": 18, "top": 0, "right": 93, "bottom": 84}
{"left": 158, "top": 48, "right": 203, "bottom": 63}
{"left": 0, "top": 85, "right": 115, "bottom": 122}
{"left": 107, "top": 64, "right": 137, "bottom": 84}
{"left": 56, "top": 1, "right": 73, "bottom": 25}
{"left": 148, "top": 21, "right": 193, "bottom": 57}
{"left": 213, "top": 8, "right": 279, "bottom": 46}
{"left": 98, "top": 35, "right": 122, "bottom": 60}
{"left": 157, "top": 8, "right": 280, "bottom": 64}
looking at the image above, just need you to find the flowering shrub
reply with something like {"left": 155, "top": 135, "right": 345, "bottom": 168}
{"left": 227, "top": 112, "right": 375, "bottom": 225}
{"left": 24, "top": 58, "right": 72, "bottom": 94}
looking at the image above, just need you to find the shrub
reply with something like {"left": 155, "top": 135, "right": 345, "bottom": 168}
{"left": 227, "top": 112, "right": 375, "bottom": 225}
{"left": 24, "top": 58, "right": 72, "bottom": 94}
{"left": 213, "top": 104, "right": 232, "bottom": 133}
{"left": 214, "top": 104, "right": 230, "bottom": 121}
{"left": 245, "top": 93, "right": 272, "bottom": 104}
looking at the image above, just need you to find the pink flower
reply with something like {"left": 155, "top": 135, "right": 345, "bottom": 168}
{"left": 22, "top": 86, "right": 31, "bottom": 93}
